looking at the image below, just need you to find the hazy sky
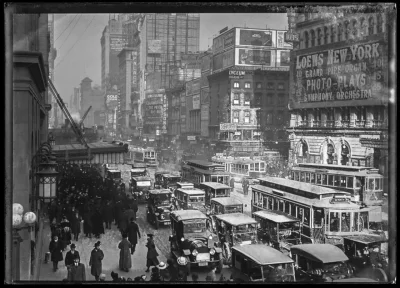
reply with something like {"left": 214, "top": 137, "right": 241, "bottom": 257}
{"left": 53, "top": 13, "right": 287, "bottom": 103}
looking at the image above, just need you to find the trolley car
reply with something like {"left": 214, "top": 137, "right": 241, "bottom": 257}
{"left": 181, "top": 159, "right": 230, "bottom": 187}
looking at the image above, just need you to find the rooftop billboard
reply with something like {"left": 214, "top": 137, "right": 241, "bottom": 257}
{"left": 236, "top": 29, "right": 276, "bottom": 48}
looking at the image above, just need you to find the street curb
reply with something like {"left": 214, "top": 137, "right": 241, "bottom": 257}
{"left": 32, "top": 217, "right": 45, "bottom": 281}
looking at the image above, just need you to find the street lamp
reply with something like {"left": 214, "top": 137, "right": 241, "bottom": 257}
{"left": 48, "top": 132, "right": 55, "bottom": 146}
{"left": 36, "top": 161, "right": 59, "bottom": 205}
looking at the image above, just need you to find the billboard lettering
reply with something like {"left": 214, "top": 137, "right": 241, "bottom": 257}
{"left": 220, "top": 123, "right": 237, "bottom": 131}
{"left": 147, "top": 40, "right": 162, "bottom": 54}
{"left": 213, "top": 49, "right": 234, "bottom": 72}
{"left": 237, "top": 48, "right": 272, "bottom": 66}
{"left": 293, "top": 41, "right": 386, "bottom": 103}
{"left": 110, "top": 36, "right": 128, "bottom": 54}
{"left": 285, "top": 32, "right": 300, "bottom": 43}
{"left": 277, "top": 31, "right": 293, "bottom": 48}
{"left": 239, "top": 29, "right": 275, "bottom": 47}
{"left": 213, "top": 29, "right": 236, "bottom": 54}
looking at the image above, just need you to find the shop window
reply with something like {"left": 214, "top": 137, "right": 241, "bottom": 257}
{"left": 256, "top": 82, "right": 262, "bottom": 89}
{"left": 341, "top": 212, "right": 350, "bottom": 232}
{"left": 330, "top": 212, "right": 340, "bottom": 232}
{"left": 233, "top": 93, "right": 240, "bottom": 105}
{"left": 233, "top": 111, "right": 239, "bottom": 123}
{"left": 245, "top": 82, "right": 251, "bottom": 89}
{"left": 313, "top": 208, "right": 324, "bottom": 228}
{"left": 234, "top": 81, "right": 240, "bottom": 88}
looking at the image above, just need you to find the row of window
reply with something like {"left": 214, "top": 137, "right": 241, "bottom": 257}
{"left": 231, "top": 162, "right": 266, "bottom": 174}
{"left": 232, "top": 110, "right": 251, "bottom": 123}
{"left": 302, "top": 15, "right": 385, "bottom": 49}
{"left": 233, "top": 82, "right": 286, "bottom": 90}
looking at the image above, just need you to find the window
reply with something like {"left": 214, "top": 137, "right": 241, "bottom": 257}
{"left": 244, "top": 111, "right": 250, "bottom": 123}
{"left": 266, "top": 113, "right": 273, "bottom": 124}
{"left": 267, "top": 82, "right": 274, "bottom": 90}
{"left": 298, "top": 207, "right": 304, "bottom": 222}
{"left": 245, "top": 82, "right": 251, "bottom": 89}
{"left": 294, "top": 172, "right": 299, "bottom": 181}
{"left": 317, "top": 28, "right": 322, "bottom": 45}
{"left": 340, "top": 176, "right": 347, "bottom": 187}
{"left": 277, "top": 83, "right": 284, "bottom": 90}
{"left": 279, "top": 200, "right": 284, "bottom": 212}
{"left": 316, "top": 174, "right": 321, "bottom": 184}
{"left": 290, "top": 203, "right": 296, "bottom": 217}
{"left": 233, "top": 93, "right": 240, "bottom": 105}
{"left": 310, "top": 29, "right": 316, "bottom": 47}
{"left": 341, "top": 212, "right": 350, "bottom": 232}
{"left": 244, "top": 93, "right": 251, "bottom": 105}
{"left": 352, "top": 212, "right": 359, "bottom": 232}
{"left": 234, "top": 82, "right": 240, "bottom": 88}
{"left": 329, "top": 212, "right": 340, "bottom": 232}
{"left": 267, "top": 197, "right": 273, "bottom": 210}
{"left": 256, "top": 82, "right": 262, "bottom": 89}
{"left": 331, "top": 25, "right": 335, "bottom": 43}
{"left": 314, "top": 208, "right": 323, "bottom": 227}
{"left": 368, "top": 17, "right": 375, "bottom": 35}
{"left": 285, "top": 202, "right": 290, "bottom": 214}
{"left": 304, "top": 31, "right": 309, "bottom": 48}
{"left": 347, "top": 177, "right": 354, "bottom": 188}
{"left": 300, "top": 172, "right": 305, "bottom": 182}
{"left": 323, "top": 26, "right": 328, "bottom": 44}
{"left": 338, "top": 23, "right": 343, "bottom": 41}
{"left": 305, "top": 173, "right": 310, "bottom": 182}
{"left": 276, "top": 111, "right": 283, "bottom": 124}
{"left": 304, "top": 208, "right": 310, "bottom": 226}
{"left": 328, "top": 175, "right": 334, "bottom": 186}
{"left": 311, "top": 173, "right": 315, "bottom": 183}
{"left": 377, "top": 14, "right": 383, "bottom": 33}
{"left": 344, "top": 21, "right": 350, "bottom": 40}
{"left": 352, "top": 19, "right": 358, "bottom": 38}
{"left": 254, "top": 93, "right": 262, "bottom": 106}
{"left": 333, "top": 175, "right": 340, "bottom": 187}
{"left": 360, "top": 18, "right": 366, "bottom": 36}
{"left": 233, "top": 111, "right": 239, "bottom": 123}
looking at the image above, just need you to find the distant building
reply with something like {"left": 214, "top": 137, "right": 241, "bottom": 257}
{"left": 79, "top": 77, "right": 105, "bottom": 128}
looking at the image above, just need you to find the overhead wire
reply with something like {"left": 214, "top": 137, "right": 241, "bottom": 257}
{"left": 55, "top": 15, "right": 96, "bottom": 69}
{"left": 57, "top": 14, "right": 82, "bottom": 51}
{"left": 55, "top": 14, "right": 78, "bottom": 41}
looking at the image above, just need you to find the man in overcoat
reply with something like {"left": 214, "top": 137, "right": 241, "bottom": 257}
{"left": 67, "top": 254, "right": 86, "bottom": 282}
{"left": 145, "top": 233, "right": 159, "bottom": 272}
{"left": 103, "top": 200, "right": 114, "bottom": 229}
{"left": 124, "top": 206, "right": 136, "bottom": 226}
{"left": 118, "top": 233, "right": 132, "bottom": 272}
{"left": 127, "top": 218, "right": 141, "bottom": 254}
{"left": 70, "top": 210, "right": 81, "bottom": 242}
{"left": 49, "top": 235, "right": 63, "bottom": 272}
{"left": 83, "top": 207, "right": 93, "bottom": 238}
{"left": 89, "top": 241, "right": 104, "bottom": 281}
{"left": 65, "top": 243, "right": 80, "bottom": 267}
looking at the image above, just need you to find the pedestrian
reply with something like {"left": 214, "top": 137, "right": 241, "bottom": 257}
{"left": 145, "top": 233, "right": 160, "bottom": 272}
{"left": 49, "top": 235, "right": 63, "bottom": 272}
{"left": 132, "top": 197, "right": 139, "bottom": 220}
{"left": 103, "top": 200, "right": 114, "bottom": 229}
{"left": 119, "top": 208, "right": 128, "bottom": 235}
{"left": 70, "top": 210, "right": 81, "bottom": 242}
{"left": 91, "top": 207, "right": 104, "bottom": 238}
{"left": 230, "top": 177, "right": 235, "bottom": 189}
{"left": 89, "top": 241, "right": 104, "bottom": 281}
{"left": 83, "top": 207, "right": 93, "bottom": 238}
{"left": 65, "top": 243, "right": 80, "bottom": 268}
{"left": 150, "top": 267, "right": 163, "bottom": 282}
{"left": 48, "top": 200, "right": 57, "bottom": 224}
{"left": 205, "top": 265, "right": 217, "bottom": 282}
{"left": 165, "top": 258, "right": 178, "bottom": 281}
{"left": 127, "top": 218, "right": 141, "bottom": 255}
{"left": 124, "top": 206, "right": 136, "bottom": 226}
{"left": 157, "top": 262, "right": 167, "bottom": 280}
{"left": 67, "top": 254, "right": 86, "bottom": 282}
{"left": 60, "top": 226, "right": 72, "bottom": 251}
{"left": 118, "top": 233, "right": 132, "bottom": 272}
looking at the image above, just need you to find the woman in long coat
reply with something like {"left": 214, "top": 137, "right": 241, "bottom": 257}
{"left": 89, "top": 241, "right": 104, "bottom": 281}
{"left": 145, "top": 233, "right": 159, "bottom": 272}
{"left": 49, "top": 235, "right": 63, "bottom": 272}
{"left": 118, "top": 233, "right": 132, "bottom": 272}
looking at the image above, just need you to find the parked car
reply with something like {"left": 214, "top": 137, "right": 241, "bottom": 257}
{"left": 146, "top": 189, "right": 174, "bottom": 229}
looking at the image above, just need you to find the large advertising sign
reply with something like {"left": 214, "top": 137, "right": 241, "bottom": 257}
{"left": 131, "top": 50, "right": 138, "bottom": 89}
{"left": 277, "top": 31, "right": 293, "bottom": 49}
{"left": 237, "top": 29, "right": 276, "bottom": 47}
{"left": 162, "top": 94, "right": 167, "bottom": 133}
{"left": 192, "top": 94, "right": 200, "bottom": 110}
{"left": 213, "top": 49, "right": 234, "bottom": 72}
{"left": 147, "top": 40, "right": 162, "bottom": 55}
{"left": 110, "top": 36, "right": 128, "bottom": 54}
{"left": 220, "top": 123, "right": 237, "bottom": 131}
{"left": 276, "top": 50, "right": 291, "bottom": 67}
{"left": 201, "top": 54, "right": 212, "bottom": 71}
{"left": 186, "top": 78, "right": 200, "bottom": 96}
{"left": 213, "top": 29, "right": 235, "bottom": 54}
{"left": 292, "top": 40, "right": 387, "bottom": 104}
{"left": 236, "top": 48, "right": 274, "bottom": 66}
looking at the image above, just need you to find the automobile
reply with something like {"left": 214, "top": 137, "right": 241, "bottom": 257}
{"left": 214, "top": 213, "right": 258, "bottom": 265}
{"left": 199, "top": 182, "right": 231, "bottom": 208}
{"left": 290, "top": 243, "right": 354, "bottom": 282}
{"left": 206, "top": 197, "right": 243, "bottom": 232}
{"left": 154, "top": 173, "right": 181, "bottom": 190}
{"left": 168, "top": 210, "right": 223, "bottom": 273}
{"left": 130, "top": 163, "right": 148, "bottom": 178}
{"left": 252, "top": 210, "right": 301, "bottom": 252}
{"left": 106, "top": 168, "right": 125, "bottom": 192}
{"left": 130, "top": 176, "right": 152, "bottom": 203}
{"left": 154, "top": 171, "right": 170, "bottom": 189}
{"left": 230, "top": 244, "right": 296, "bottom": 282}
{"left": 174, "top": 188, "right": 206, "bottom": 212}
{"left": 175, "top": 182, "right": 195, "bottom": 189}
{"left": 146, "top": 189, "right": 175, "bottom": 229}
{"left": 342, "top": 234, "right": 388, "bottom": 282}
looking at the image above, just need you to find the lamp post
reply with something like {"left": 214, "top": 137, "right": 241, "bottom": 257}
{"left": 12, "top": 203, "right": 37, "bottom": 281}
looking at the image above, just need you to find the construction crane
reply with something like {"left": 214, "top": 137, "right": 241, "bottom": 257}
{"left": 79, "top": 105, "right": 92, "bottom": 128}
{"left": 48, "top": 78, "right": 89, "bottom": 149}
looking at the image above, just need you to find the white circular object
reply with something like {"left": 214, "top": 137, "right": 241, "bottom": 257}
{"left": 13, "top": 214, "right": 23, "bottom": 227}
{"left": 13, "top": 203, "right": 24, "bottom": 215}
{"left": 177, "top": 256, "right": 187, "bottom": 266}
{"left": 23, "top": 212, "right": 37, "bottom": 224}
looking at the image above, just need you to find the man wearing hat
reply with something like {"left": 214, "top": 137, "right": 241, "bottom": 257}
{"left": 157, "top": 262, "right": 167, "bottom": 280}
{"left": 145, "top": 234, "right": 159, "bottom": 272}
{"left": 127, "top": 218, "right": 141, "bottom": 255}
{"left": 67, "top": 254, "right": 86, "bottom": 282}
{"left": 89, "top": 241, "right": 104, "bottom": 281}
{"left": 65, "top": 243, "right": 80, "bottom": 268}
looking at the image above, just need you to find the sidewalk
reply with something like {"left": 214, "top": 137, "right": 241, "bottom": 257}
{"left": 230, "top": 183, "right": 252, "bottom": 217}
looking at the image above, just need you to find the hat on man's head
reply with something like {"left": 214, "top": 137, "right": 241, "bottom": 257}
{"left": 94, "top": 241, "right": 101, "bottom": 247}
{"left": 157, "top": 262, "right": 167, "bottom": 270}
{"left": 73, "top": 254, "right": 80, "bottom": 260}
{"left": 111, "top": 271, "right": 119, "bottom": 280}
{"left": 147, "top": 233, "right": 154, "bottom": 237}
{"left": 99, "top": 274, "right": 106, "bottom": 281}
{"left": 70, "top": 243, "right": 76, "bottom": 249}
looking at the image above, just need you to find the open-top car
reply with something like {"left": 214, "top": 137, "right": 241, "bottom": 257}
{"left": 290, "top": 243, "right": 354, "bottom": 282}
{"left": 130, "top": 176, "right": 152, "bottom": 203}
{"left": 214, "top": 213, "right": 258, "bottom": 265}
{"left": 342, "top": 234, "right": 388, "bottom": 282}
{"left": 169, "top": 210, "right": 223, "bottom": 273}
{"left": 253, "top": 210, "right": 301, "bottom": 252}
{"left": 147, "top": 189, "right": 175, "bottom": 229}
{"left": 199, "top": 182, "right": 231, "bottom": 207}
{"left": 230, "top": 244, "right": 296, "bottom": 282}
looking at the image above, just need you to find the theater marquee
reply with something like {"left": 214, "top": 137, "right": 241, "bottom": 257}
{"left": 292, "top": 39, "right": 387, "bottom": 105}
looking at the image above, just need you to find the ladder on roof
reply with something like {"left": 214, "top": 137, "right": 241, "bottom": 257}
{"left": 48, "top": 78, "right": 89, "bottom": 149}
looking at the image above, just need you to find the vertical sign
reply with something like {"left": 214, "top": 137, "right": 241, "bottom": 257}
{"left": 162, "top": 94, "right": 167, "bottom": 133}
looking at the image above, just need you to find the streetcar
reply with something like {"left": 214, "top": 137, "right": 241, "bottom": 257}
{"left": 199, "top": 182, "right": 231, "bottom": 207}
{"left": 131, "top": 147, "right": 158, "bottom": 167}
{"left": 181, "top": 159, "right": 230, "bottom": 187}
{"left": 251, "top": 176, "right": 381, "bottom": 246}
{"left": 290, "top": 163, "right": 384, "bottom": 207}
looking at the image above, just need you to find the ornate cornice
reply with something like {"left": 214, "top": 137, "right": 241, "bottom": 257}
{"left": 13, "top": 51, "right": 48, "bottom": 92}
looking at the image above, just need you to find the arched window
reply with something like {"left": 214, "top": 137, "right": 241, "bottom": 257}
{"left": 317, "top": 28, "right": 322, "bottom": 45}
{"left": 341, "top": 144, "right": 350, "bottom": 166}
{"left": 327, "top": 143, "right": 335, "bottom": 164}
{"left": 331, "top": 25, "right": 336, "bottom": 43}
{"left": 368, "top": 17, "right": 375, "bottom": 35}
{"left": 360, "top": 18, "right": 366, "bottom": 36}
{"left": 338, "top": 23, "right": 343, "bottom": 41}
{"left": 351, "top": 19, "right": 358, "bottom": 38}
{"left": 377, "top": 14, "right": 383, "bottom": 33}
{"left": 324, "top": 26, "right": 329, "bottom": 44}
{"left": 310, "top": 29, "right": 316, "bottom": 47}
{"left": 344, "top": 21, "right": 350, "bottom": 40}
{"left": 304, "top": 31, "right": 309, "bottom": 48}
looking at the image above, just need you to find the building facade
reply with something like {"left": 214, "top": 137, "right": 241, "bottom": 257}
{"left": 208, "top": 27, "right": 292, "bottom": 156}
{"left": 12, "top": 13, "right": 50, "bottom": 280}
{"left": 79, "top": 77, "right": 105, "bottom": 128}
{"left": 287, "top": 12, "right": 389, "bottom": 176}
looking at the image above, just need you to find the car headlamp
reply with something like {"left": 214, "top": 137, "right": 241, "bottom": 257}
{"left": 161, "top": 214, "right": 165, "bottom": 220}
{"left": 139, "top": 191, "right": 143, "bottom": 196}
{"left": 155, "top": 213, "right": 160, "bottom": 216}
{"left": 209, "top": 235, "right": 213, "bottom": 240}
{"left": 181, "top": 237, "right": 185, "bottom": 242}
{"left": 192, "top": 249, "right": 198, "bottom": 256}
{"left": 210, "top": 248, "right": 216, "bottom": 255}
